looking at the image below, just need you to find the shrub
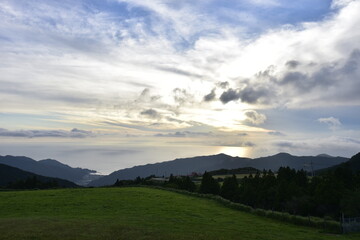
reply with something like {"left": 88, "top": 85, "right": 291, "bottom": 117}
{"left": 254, "top": 208, "right": 267, "bottom": 217}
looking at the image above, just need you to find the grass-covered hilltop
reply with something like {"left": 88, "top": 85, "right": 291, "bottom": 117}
{"left": 0, "top": 187, "right": 359, "bottom": 240}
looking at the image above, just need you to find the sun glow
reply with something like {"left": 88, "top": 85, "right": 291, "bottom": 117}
{"left": 217, "top": 146, "right": 251, "bottom": 158}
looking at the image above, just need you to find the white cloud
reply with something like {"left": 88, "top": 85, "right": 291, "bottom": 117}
{"left": 331, "top": 0, "right": 355, "bottom": 8}
{"left": 318, "top": 117, "right": 342, "bottom": 130}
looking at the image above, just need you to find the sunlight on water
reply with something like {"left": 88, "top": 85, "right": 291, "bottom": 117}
{"left": 217, "top": 146, "right": 251, "bottom": 158}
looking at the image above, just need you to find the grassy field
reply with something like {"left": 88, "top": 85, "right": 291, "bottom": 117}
{"left": 0, "top": 187, "right": 358, "bottom": 240}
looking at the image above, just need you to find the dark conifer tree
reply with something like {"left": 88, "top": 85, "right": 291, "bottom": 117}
{"left": 220, "top": 174, "right": 238, "bottom": 201}
{"left": 199, "top": 172, "right": 220, "bottom": 195}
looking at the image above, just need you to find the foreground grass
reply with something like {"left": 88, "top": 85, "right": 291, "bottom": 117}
{"left": 0, "top": 187, "right": 358, "bottom": 240}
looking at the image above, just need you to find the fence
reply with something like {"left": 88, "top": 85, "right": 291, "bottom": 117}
{"left": 342, "top": 217, "right": 360, "bottom": 233}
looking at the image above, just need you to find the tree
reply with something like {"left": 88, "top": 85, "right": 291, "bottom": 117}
{"left": 220, "top": 175, "right": 238, "bottom": 201}
{"left": 199, "top": 172, "right": 220, "bottom": 195}
{"left": 181, "top": 176, "right": 196, "bottom": 192}
{"left": 341, "top": 189, "right": 360, "bottom": 217}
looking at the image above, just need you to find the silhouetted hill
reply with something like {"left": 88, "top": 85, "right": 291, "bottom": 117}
{"left": 89, "top": 153, "right": 348, "bottom": 186}
{"left": 347, "top": 152, "right": 360, "bottom": 171}
{"left": 248, "top": 152, "right": 347, "bottom": 171}
{"left": 0, "top": 163, "right": 78, "bottom": 188}
{"left": 316, "top": 152, "right": 360, "bottom": 174}
{"left": 0, "top": 155, "right": 100, "bottom": 185}
{"left": 316, "top": 153, "right": 335, "bottom": 158}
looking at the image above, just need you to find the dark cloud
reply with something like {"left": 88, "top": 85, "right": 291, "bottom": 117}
{"left": 278, "top": 53, "right": 360, "bottom": 94}
{"left": 342, "top": 49, "right": 360, "bottom": 74}
{"left": 220, "top": 88, "right": 240, "bottom": 104}
{"left": 62, "top": 147, "right": 140, "bottom": 156}
{"left": 275, "top": 141, "right": 298, "bottom": 148}
{"left": 156, "top": 66, "right": 203, "bottom": 78}
{"left": 166, "top": 117, "right": 185, "bottom": 124}
{"left": 154, "top": 132, "right": 186, "bottom": 137}
{"left": 123, "top": 80, "right": 153, "bottom": 89}
{"left": 125, "top": 134, "right": 139, "bottom": 138}
{"left": 286, "top": 60, "right": 301, "bottom": 69}
{"left": 154, "top": 131, "right": 213, "bottom": 138}
{"left": 208, "top": 50, "right": 360, "bottom": 107}
{"left": 70, "top": 128, "right": 93, "bottom": 137}
{"left": 140, "top": 109, "right": 160, "bottom": 118}
{"left": 217, "top": 81, "right": 230, "bottom": 89}
{"left": 140, "top": 88, "right": 150, "bottom": 97}
{"left": 136, "top": 88, "right": 161, "bottom": 103}
{"left": 280, "top": 71, "right": 308, "bottom": 89}
{"left": 237, "top": 133, "right": 248, "bottom": 136}
{"left": 276, "top": 65, "right": 340, "bottom": 95}
{"left": 268, "top": 131, "right": 286, "bottom": 136}
{"left": 241, "top": 142, "right": 256, "bottom": 147}
{"left": 102, "top": 120, "right": 159, "bottom": 132}
{"left": 173, "top": 88, "right": 193, "bottom": 105}
{"left": 232, "top": 50, "right": 360, "bottom": 107}
{"left": 0, "top": 128, "right": 94, "bottom": 138}
{"left": 244, "top": 110, "right": 266, "bottom": 125}
{"left": 203, "top": 89, "right": 216, "bottom": 102}
{"left": 220, "top": 86, "right": 272, "bottom": 104}
{"left": 238, "top": 86, "right": 271, "bottom": 104}
{"left": 211, "top": 141, "right": 255, "bottom": 147}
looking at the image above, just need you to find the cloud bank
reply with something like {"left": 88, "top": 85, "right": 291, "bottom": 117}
{"left": 0, "top": 128, "right": 94, "bottom": 138}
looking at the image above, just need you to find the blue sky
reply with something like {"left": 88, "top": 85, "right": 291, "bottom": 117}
{"left": 0, "top": 0, "right": 360, "bottom": 174}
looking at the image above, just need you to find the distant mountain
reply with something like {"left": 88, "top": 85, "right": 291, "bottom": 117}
{"left": 248, "top": 152, "right": 347, "bottom": 171}
{"left": 88, "top": 153, "right": 348, "bottom": 186}
{"left": 316, "top": 152, "right": 360, "bottom": 174}
{"left": 0, "top": 155, "right": 101, "bottom": 185}
{"left": 316, "top": 153, "right": 335, "bottom": 158}
{"left": 0, "top": 163, "right": 77, "bottom": 188}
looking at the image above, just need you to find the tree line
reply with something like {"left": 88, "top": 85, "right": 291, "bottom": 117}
{"left": 114, "top": 164, "right": 360, "bottom": 219}
{"left": 6, "top": 176, "right": 60, "bottom": 189}
{"left": 204, "top": 167, "right": 360, "bottom": 219}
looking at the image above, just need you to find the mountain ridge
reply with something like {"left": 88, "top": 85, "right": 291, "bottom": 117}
{"left": 0, "top": 155, "right": 100, "bottom": 185}
{"left": 316, "top": 152, "right": 360, "bottom": 174}
{"left": 88, "top": 152, "right": 349, "bottom": 186}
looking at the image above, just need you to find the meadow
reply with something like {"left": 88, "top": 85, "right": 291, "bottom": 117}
{"left": 0, "top": 187, "right": 359, "bottom": 240}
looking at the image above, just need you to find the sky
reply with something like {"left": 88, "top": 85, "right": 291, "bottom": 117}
{"left": 0, "top": 0, "right": 360, "bottom": 174}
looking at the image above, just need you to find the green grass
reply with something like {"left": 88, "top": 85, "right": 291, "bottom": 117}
{"left": 0, "top": 187, "right": 358, "bottom": 240}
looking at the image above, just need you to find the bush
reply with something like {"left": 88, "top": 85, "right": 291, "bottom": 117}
{"left": 254, "top": 208, "right": 267, "bottom": 217}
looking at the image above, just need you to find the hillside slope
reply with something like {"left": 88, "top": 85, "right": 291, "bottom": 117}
{"left": 317, "top": 152, "right": 360, "bottom": 174}
{"left": 0, "top": 163, "right": 78, "bottom": 188}
{"left": 89, "top": 153, "right": 348, "bottom": 186}
{"left": 0, "top": 187, "right": 358, "bottom": 240}
{"left": 0, "top": 155, "right": 99, "bottom": 185}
